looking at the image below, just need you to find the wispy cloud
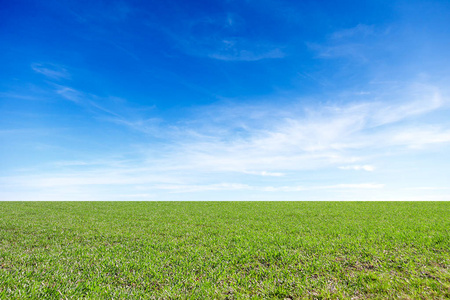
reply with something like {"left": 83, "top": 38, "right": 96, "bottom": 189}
{"left": 388, "top": 127, "right": 450, "bottom": 149}
{"left": 68, "top": 0, "right": 132, "bottom": 23}
{"left": 367, "top": 84, "right": 444, "bottom": 126}
{"left": 309, "top": 43, "right": 368, "bottom": 61}
{"left": 54, "top": 85, "right": 156, "bottom": 130}
{"left": 47, "top": 81, "right": 449, "bottom": 178}
{"left": 161, "top": 83, "right": 448, "bottom": 175}
{"left": 308, "top": 23, "right": 386, "bottom": 61}
{"left": 56, "top": 86, "right": 83, "bottom": 103}
{"left": 2, "top": 79, "right": 449, "bottom": 200}
{"left": 156, "top": 13, "right": 286, "bottom": 61}
{"left": 207, "top": 41, "right": 285, "bottom": 61}
{"left": 331, "top": 24, "right": 375, "bottom": 40}
{"left": 0, "top": 166, "right": 382, "bottom": 195}
{"left": 32, "top": 63, "right": 70, "bottom": 80}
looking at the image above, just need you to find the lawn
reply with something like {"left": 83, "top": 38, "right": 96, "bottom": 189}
{"left": 0, "top": 202, "right": 449, "bottom": 299}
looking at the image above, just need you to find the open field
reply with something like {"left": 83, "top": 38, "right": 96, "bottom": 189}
{"left": 0, "top": 202, "right": 449, "bottom": 299}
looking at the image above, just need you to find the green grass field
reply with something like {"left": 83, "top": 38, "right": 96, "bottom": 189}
{"left": 0, "top": 202, "right": 449, "bottom": 299}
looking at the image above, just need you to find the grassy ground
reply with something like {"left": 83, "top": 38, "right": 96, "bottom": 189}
{"left": 0, "top": 202, "right": 449, "bottom": 299}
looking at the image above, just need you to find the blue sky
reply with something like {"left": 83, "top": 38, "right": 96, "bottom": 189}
{"left": 1, "top": 0, "right": 450, "bottom": 200}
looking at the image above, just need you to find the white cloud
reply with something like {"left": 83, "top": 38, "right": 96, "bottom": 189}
{"left": 388, "top": 127, "right": 450, "bottom": 148}
{"left": 260, "top": 183, "right": 383, "bottom": 192}
{"left": 406, "top": 187, "right": 450, "bottom": 190}
{"left": 159, "top": 13, "right": 286, "bottom": 61}
{"left": 2, "top": 81, "right": 449, "bottom": 200}
{"left": 208, "top": 45, "right": 285, "bottom": 61}
{"left": 68, "top": 0, "right": 132, "bottom": 23}
{"left": 308, "top": 23, "right": 387, "bottom": 61}
{"left": 331, "top": 24, "right": 375, "bottom": 40}
{"left": 0, "top": 171, "right": 382, "bottom": 195}
{"left": 155, "top": 183, "right": 251, "bottom": 193}
{"left": 309, "top": 43, "right": 368, "bottom": 61}
{"left": 320, "top": 183, "right": 384, "bottom": 189}
{"left": 339, "top": 165, "right": 375, "bottom": 171}
{"left": 243, "top": 170, "right": 285, "bottom": 177}
{"left": 367, "top": 85, "right": 444, "bottom": 126}
{"left": 159, "top": 84, "right": 448, "bottom": 176}
{"left": 32, "top": 63, "right": 70, "bottom": 80}
{"left": 56, "top": 86, "right": 83, "bottom": 103}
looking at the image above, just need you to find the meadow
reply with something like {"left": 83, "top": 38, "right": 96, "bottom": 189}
{"left": 0, "top": 202, "right": 449, "bottom": 299}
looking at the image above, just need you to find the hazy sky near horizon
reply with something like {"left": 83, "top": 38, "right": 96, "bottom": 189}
{"left": 1, "top": 0, "right": 450, "bottom": 200}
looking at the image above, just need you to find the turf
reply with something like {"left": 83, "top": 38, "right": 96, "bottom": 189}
{"left": 0, "top": 202, "right": 449, "bottom": 299}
